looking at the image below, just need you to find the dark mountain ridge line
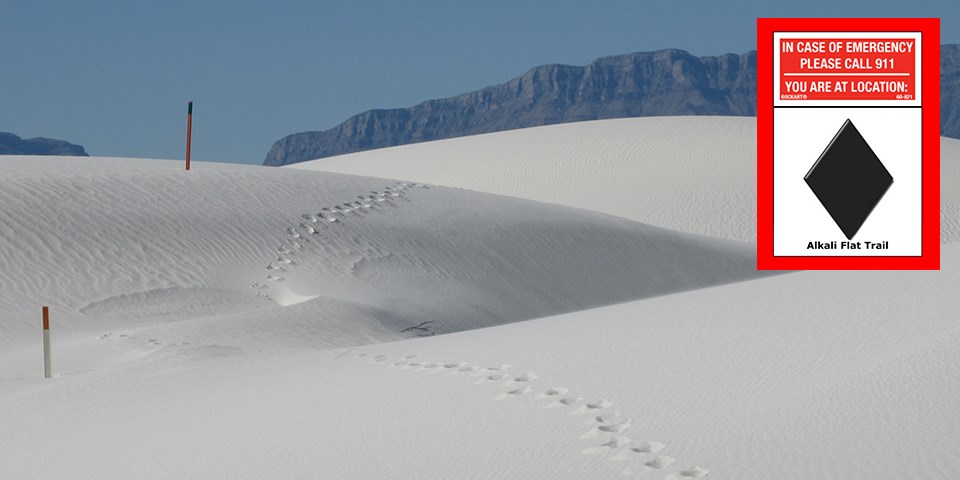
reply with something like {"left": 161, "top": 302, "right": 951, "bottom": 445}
{"left": 0, "top": 132, "right": 88, "bottom": 156}
{"left": 266, "top": 45, "right": 959, "bottom": 166}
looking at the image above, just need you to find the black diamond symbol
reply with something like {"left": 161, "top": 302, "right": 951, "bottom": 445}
{"left": 804, "top": 119, "right": 893, "bottom": 240}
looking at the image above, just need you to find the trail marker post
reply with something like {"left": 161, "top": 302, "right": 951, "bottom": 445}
{"left": 42, "top": 306, "right": 52, "bottom": 378}
{"left": 185, "top": 101, "right": 193, "bottom": 171}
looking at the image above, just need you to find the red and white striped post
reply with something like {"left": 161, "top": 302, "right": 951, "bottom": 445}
{"left": 185, "top": 101, "right": 193, "bottom": 171}
{"left": 42, "top": 306, "right": 52, "bottom": 378}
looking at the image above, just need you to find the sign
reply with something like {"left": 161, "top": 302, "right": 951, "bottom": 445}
{"left": 757, "top": 18, "right": 940, "bottom": 270}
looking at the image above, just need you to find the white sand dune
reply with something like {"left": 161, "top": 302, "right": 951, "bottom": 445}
{"left": 2, "top": 248, "right": 958, "bottom": 480}
{"left": 293, "top": 116, "right": 960, "bottom": 244}
{"left": 0, "top": 155, "right": 762, "bottom": 377}
{"left": 1, "top": 117, "right": 959, "bottom": 479}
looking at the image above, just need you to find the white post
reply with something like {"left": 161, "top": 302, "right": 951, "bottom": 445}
{"left": 42, "top": 306, "right": 52, "bottom": 378}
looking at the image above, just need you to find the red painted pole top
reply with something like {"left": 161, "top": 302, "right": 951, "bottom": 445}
{"left": 42, "top": 306, "right": 49, "bottom": 330}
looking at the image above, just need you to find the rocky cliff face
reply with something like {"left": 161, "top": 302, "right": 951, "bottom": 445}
{"left": 941, "top": 44, "right": 960, "bottom": 142}
{"left": 0, "top": 132, "right": 88, "bottom": 156}
{"left": 265, "top": 45, "right": 959, "bottom": 166}
{"left": 264, "top": 49, "right": 756, "bottom": 166}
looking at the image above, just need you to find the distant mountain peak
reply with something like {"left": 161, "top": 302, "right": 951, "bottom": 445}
{"left": 0, "top": 132, "right": 88, "bottom": 156}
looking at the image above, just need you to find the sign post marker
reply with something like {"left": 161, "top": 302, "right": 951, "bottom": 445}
{"left": 42, "top": 306, "right": 52, "bottom": 379}
{"left": 185, "top": 101, "right": 193, "bottom": 171}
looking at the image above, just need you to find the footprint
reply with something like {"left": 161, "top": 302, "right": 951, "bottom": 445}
{"left": 582, "top": 418, "right": 632, "bottom": 439}
{"left": 619, "top": 458, "right": 678, "bottom": 476}
{"left": 680, "top": 466, "right": 709, "bottom": 478}
{"left": 616, "top": 443, "right": 673, "bottom": 469}
{"left": 477, "top": 372, "right": 509, "bottom": 384}
{"left": 632, "top": 441, "right": 666, "bottom": 454}
{"left": 301, "top": 214, "right": 318, "bottom": 223}
{"left": 591, "top": 412, "right": 620, "bottom": 425}
{"left": 547, "top": 395, "right": 583, "bottom": 408}
{"left": 418, "top": 362, "right": 439, "bottom": 371}
{"left": 582, "top": 435, "right": 631, "bottom": 455}
{"left": 513, "top": 372, "right": 539, "bottom": 382}
{"left": 646, "top": 455, "right": 675, "bottom": 469}
{"left": 571, "top": 398, "right": 613, "bottom": 415}
{"left": 581, "top": 411, "right": 620, "bottom": 427}
{"left": 470, "top": 365, "right": 513, "bottom": 383}
{"left": 501, "top": 371, "right": 538, "bottom": 386}
{"left": 495, "top": 386, "right": 532, "bottom": 400}
{"left": 266, "top": 275, "right": 284, "bottom": 282}
{"left": 598, "top": 418, "right": 632, "bottom": 433}
{"left": 610, "top": 446, "right": 640, "bottom": 463}
{"left": 536, "top": 387, "right": 569, "bottom": 399}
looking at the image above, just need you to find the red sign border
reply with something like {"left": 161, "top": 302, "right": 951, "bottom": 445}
{"left": 757, "top": 18, "right": 940, "bottom": 270}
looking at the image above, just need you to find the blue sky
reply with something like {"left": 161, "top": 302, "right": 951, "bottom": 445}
{"left": 3, "top": 1, "right": 958, "bottom": 165}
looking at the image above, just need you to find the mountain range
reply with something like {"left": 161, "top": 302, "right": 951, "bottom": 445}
{"left": 0, "top": 132, "right": 88, "bottom": 156}
{"left": 265, "top": 44, "right": 960, "bottom": 166}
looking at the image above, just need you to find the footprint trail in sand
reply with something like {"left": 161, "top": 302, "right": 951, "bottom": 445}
{"left": 336, "top": 350, "right": 710, "bottom": 479}
{"left": 250, "top": 182, "right": 430, "bottom": 305}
